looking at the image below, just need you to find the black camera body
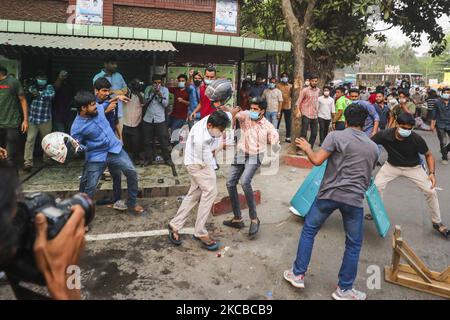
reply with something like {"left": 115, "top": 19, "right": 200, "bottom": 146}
{"left": 3, "top": 193, "right": 94, "bottom": 287}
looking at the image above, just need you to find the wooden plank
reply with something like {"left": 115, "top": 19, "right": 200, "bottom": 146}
{"left": 437, "top": 267, "right": 450, "bottom": 282}
{"left": 396, "top": 264, "right": 450, "bottom": 285}
{"left": 391, "top": 238, "right": 402, "bottom": 280}
{"left": 396, "top": 247, "right": 433, "bottom": 283}
{"left": 401, "top": 241, "right": 434, "bottom": 279}
{"left": 385, "top": 266, "right": 450, "bottom": 299}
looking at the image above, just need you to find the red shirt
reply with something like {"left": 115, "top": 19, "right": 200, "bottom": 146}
{"left": 199, "top": 84, "right": 214, "bottom": 119}
{"left": 169, "top": 87, "right": 189, "bottom": 120}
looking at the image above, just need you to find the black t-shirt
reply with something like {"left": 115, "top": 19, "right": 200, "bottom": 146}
{"left": 371, "top": 129, "right": 428, "bottom": 167}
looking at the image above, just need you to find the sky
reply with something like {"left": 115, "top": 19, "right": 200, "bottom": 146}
{"left": 377, "top": 14, "right": 449, "bottom": 56}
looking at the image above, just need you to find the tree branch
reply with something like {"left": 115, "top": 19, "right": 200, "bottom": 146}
{"left": 373, "top": 24, "right": 395, "bottom": 32}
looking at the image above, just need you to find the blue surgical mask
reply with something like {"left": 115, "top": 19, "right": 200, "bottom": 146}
{"left": 352, "top": 99, "right": 360, "bottom": 104}
{"left": 204, "top": 79, "right": 213, "bottom": 85}
{"left": 442, "top": 93, "right": 450, "bottom": 100}
{"left": 268, "top": 83, "right": 276, "bottom": 89}
{"left": 398, "top": 128, "right": 412, "bottom": 138}
{"left": 249, "top": 111, "right": 260, "bottom": 121}
{"left": 281, "top": 77, "right": 288, "bottom": 83}
{"left": 178, "top": 81, "right": 185, "bottom": 88}
{"left": 36, "top": 79, "right": 47, "bottom": 86}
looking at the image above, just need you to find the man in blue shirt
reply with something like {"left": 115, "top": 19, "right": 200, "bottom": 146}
{"left": 431, "top": 87, "right": 450, "bottom": 164}
{"left": 24, "top": 71, "right": 55, "bottom": 171}
{"left": 248, "top": 73, "right": 267, "bottom": 99}
{"left": 373, "top": 91, "right": 391, "bottom": 130}
{"left": 186, "top": 70, "right": 203, "bottom": 128}
{"left": 93, "top": 55, "right": 127, "bottom": 139}
{"left": 71, "top": 91, "right": 144, "bottom": 214}
{"left": 142, "top": 74, "right": 172, "bottom": 166}
{"left": 348, "top": 88, "right": 380, "bottom": 137}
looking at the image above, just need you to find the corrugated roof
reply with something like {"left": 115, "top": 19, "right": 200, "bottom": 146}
{"left": 0, "top": 32, "right": 176, "bottom": 52}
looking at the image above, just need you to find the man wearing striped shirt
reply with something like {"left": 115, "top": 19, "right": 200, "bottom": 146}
{"left": 23, "top": 71, "right": 55, "bottom": 172}
{"left": 295, "top": 74, "right": 320, "bottom": 153}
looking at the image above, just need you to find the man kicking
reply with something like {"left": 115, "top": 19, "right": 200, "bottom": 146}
{"left": 283, "top": 104, "right": 378, "bottom": 300}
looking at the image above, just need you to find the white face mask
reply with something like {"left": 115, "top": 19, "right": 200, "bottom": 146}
{"left": 304, "top": 81, "right": 310, "bottom": 87}
{"left": 323, "top": 91, "right": 330, "bottom": 97}
{"left": 399, "top": 98, "right": 407, "bottom": 104}
{"left": 208, "top": 128, "right": 222, "bottom": 138}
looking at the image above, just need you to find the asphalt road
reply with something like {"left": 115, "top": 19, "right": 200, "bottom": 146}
{"left": 1, "top": 130, "right": 448, "bottom": 300}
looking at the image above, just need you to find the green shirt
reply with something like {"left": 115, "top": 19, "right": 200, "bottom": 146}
{"left": 0, "top": 76, "right": 24, "bottom": 128}
{"left": 335, "top": 96, "right": 351, "bottom": 121}
{"left": 392, "top": 102, "right": 416, "bottom": 119}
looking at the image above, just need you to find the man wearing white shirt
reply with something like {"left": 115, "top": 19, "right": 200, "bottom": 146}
{"left": 317, "top": 86, "right": 335, "bottom": 146}
{"left": 168, "top": 110, "right": 230, "bottom": 251}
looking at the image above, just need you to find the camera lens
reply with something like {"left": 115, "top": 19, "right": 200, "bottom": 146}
{"left": 72, "top": 193, "right": 95, "bottom": 225}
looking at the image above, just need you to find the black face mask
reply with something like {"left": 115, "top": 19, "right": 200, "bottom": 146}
{"left": 194, "top": 80, "right": 202, "bottom": 87}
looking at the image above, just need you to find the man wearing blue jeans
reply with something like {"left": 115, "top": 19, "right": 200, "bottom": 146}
{"left": 223, "top": 98, "right": 279, "bottom": 238}
{"left": 71, "top": 91, "right": 144, "bottom": 214}
{"left": 283, "top": 103, "right": 378, "bottom": 300}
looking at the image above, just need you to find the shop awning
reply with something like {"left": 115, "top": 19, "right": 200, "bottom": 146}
{"left": 0, "top": 32, "right": 176, "bottom": 52}
{"left": 0, "top": 19, "right": 291, "bottom": 53}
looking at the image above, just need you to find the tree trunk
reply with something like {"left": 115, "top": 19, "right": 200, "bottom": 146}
{"left": 281, "top": 0, "right": 317, "bottom": 152}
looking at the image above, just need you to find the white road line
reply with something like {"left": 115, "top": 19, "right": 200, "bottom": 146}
{"left": 86, "top": 228, "right": 195, "bottom": 242}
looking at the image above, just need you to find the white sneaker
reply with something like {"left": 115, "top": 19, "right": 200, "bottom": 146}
{"left": 332, "top": 287, "right": 367, "bottom": 300}
{"left": 113, "top": 200, "right": 128, "bottom": 211}
{"left": 442, "top": 160, "right": 448, "bottom": 165}
{"left": 283, "top": 269, "right": 305, "bottom": 288}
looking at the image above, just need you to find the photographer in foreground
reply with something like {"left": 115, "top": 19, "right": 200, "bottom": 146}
{"left": 0, "top": 160, "right": 87, "bottom": 299}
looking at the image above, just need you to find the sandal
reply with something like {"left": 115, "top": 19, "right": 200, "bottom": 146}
{"left": 168, "top": 224, "right": 182, "bottom": 246}
{"left": 223, "top": 217, "right": 245, "bottom": 229}
{"left": 433, "top": 223, "right": 450, "bottom": 239}
{"left": 364, "top": 213, "right": 373, "bottom": 221}
{"left": 192, "top": 235, "right": 220, "bottom": 251}
{"left": 132, "top": 205, "right": 146, "bottom": 214}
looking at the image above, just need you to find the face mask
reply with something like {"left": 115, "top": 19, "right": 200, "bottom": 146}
{"left": 36, "top": 79, "right": 47, "bottom": 86}
{"left": 246, "top": 76, "right": 251, "bottom": 80}
{"left": 268, "top": 83, "right": 276, "bottom": 89}
{"left": 178, "top": 82, "right": 185, "bottom": 88}
{"left": 399, "top": 98, "right": 407, "bottom": 104}
{"left": 352, "top": 99, "right": 360, "bottom": 104}
{"left": 281, "top": 77, "right": 288, "bottom": 83}
{"left": 323, "top": 91, "right": 330, "bottom": 97}
{"left": 304, "top": 81, "right": 310, "bottom": 87}
{"left": 208, "top": 128, "right": 222, "bottom": 138}
{"left": 193, "top": 80, "right": 202, "bottom": 87}
{"left": 249, "top": 111, "right": 261, "bottom": 121}
{"left": 204, "top": 79, "right": 213, "bottom": 85}
{"left": 398, "top": 127, "right": 412, "bottom": 138}
{"left": 441, "top": 93, "right": 449, "bottom": 100}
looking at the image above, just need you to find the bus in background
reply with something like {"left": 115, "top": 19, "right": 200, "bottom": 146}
{"left": 356, "top": 73, "right": 425, "bottom": 88}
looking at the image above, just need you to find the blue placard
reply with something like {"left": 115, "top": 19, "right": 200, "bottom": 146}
{"left": 289, "top": 163, "right": 390, "bottom": 238}
{"left": 289, "top": 161, "right": 327, "bottom": 217}
{"left": 365, "top": 182, "right": 391, "bottom": 237}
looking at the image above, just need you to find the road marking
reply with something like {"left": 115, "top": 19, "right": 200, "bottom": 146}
{"left": 86, "top": 228, "right": 195, "bottom": 242}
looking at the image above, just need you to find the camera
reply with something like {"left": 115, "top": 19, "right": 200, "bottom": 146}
{"left": 4, "top": 193, "right": 94, "bottom": 285}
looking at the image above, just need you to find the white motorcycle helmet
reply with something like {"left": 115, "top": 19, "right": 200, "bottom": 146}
{"left": 41, "top": 132, "right": 81, "bottom": 164}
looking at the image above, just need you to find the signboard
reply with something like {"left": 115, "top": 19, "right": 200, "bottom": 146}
{"left": 429, "top": 79, "right": 439, "bottom": 86}
{"left": 443, "top": 73, "right": 450, "bottom": 85}
{"left": 214, "top": 0, "right": 238, "bottom": 34}
{"left": 385, "top": 65, "right": 400, "bottom": 74}
{"left": 75, "top": 0, "right": 103, "bottom": 25}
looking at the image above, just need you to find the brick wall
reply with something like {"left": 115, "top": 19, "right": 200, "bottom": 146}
{"left": 0, "top": 0, "right": 69, "bottom": 23}
{"left": 114, "top": 0, "right": 215, "bottom": 12}
{"left": 113, "top": 5, "right": 213, "bottom": 33}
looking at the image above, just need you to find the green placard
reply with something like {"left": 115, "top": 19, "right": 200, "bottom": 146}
{"left": 0, "top": 58, "right": 20, "bottom": 78}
